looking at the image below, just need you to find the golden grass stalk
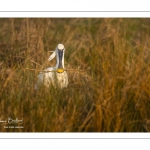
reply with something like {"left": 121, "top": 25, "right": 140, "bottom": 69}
{"left": 48, "top": 51, "right": 54, "bottom": 52}
{"left": 30, "top": 60, "right": 42, "bottom": 67}
{"left": 26, "top": 68, "right": 89, "bottom": 72}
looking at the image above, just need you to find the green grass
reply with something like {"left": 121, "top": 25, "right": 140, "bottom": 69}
{"left": 1, "top": 18, "right": 150, "bottom": 132}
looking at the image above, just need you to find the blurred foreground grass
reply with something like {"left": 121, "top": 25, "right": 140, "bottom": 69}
{"left": 1, "top": 18, "right": 150, "bottom": 132}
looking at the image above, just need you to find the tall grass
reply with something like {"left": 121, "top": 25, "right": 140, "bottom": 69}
{"left": 0, "top": 18, "right": 150, "bottom": 132}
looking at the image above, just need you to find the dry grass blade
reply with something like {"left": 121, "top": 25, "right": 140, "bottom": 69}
{"left": 30, "top": 60, "right": 42, "bottom": 67}
{"left": 48, "top": 51, "right": 54, "bottom": 52}
{"left": 26, "top": 68, "right": 90, "bottom": 72}
{"left": 65, "top": 69, "right": 90, "bottom": 72}
{"left": 13, "top": 56, "right": 26, "bottom": 59}
{"left": 26, "top": 68, "right": 55, "bottom": 72}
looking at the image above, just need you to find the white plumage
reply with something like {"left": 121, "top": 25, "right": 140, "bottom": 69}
{"left": 35, "top": 44, "right": 68, "bottom": 89}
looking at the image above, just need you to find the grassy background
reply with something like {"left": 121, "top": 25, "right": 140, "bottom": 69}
{"left": 1, "top": 18, "right": 150, "bottom": 132}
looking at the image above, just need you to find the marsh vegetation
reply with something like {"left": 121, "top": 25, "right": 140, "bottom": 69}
{"left": 0, "top": 18, "right": 150, "bottom": 132}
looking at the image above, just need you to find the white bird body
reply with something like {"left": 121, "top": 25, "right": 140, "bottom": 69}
{"left": 35, "top": 44, "right": 68, "bottom": 89}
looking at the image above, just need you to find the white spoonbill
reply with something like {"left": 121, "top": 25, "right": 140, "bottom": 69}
{"left": 34, "top": 44, "right": 68, "bottom": 89}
